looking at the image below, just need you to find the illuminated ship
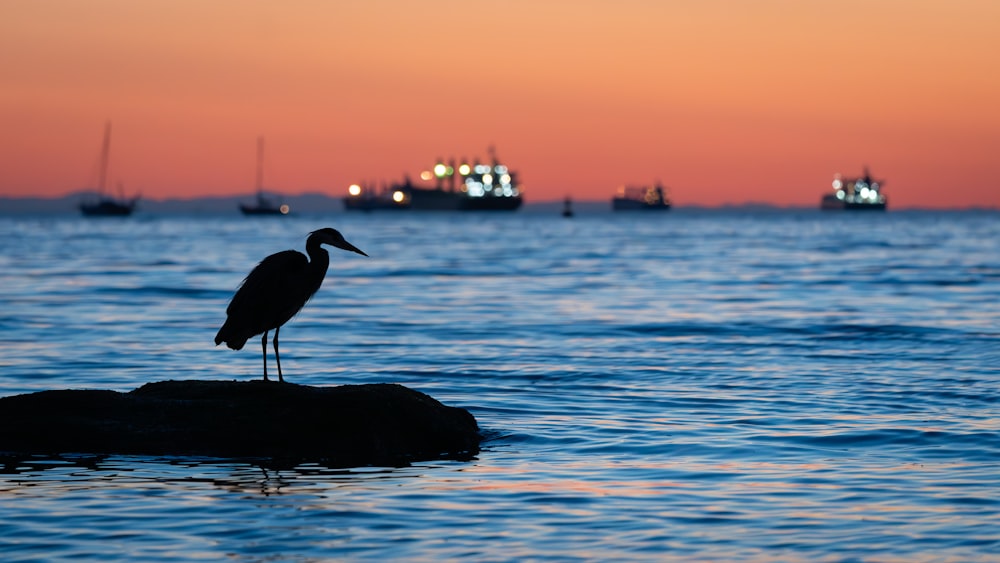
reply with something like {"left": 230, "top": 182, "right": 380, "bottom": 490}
{"left": 821, "top": 168, "right": 887, "bottom": 211}
{"left": 240, "top": 137, "right": 290, "bottom": 216}
{"left": 611, "top": 183, "right": 671, "bottom": 211}
{"left": 344, "top": 147, "right": 523, "bottom": 211}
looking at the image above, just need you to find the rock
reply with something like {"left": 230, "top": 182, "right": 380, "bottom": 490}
{"left": 0, "top": 380, "right": 480, "bottom": 467}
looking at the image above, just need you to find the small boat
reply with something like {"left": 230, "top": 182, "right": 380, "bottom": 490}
{"left": 240, "top": 193, "right": 289, "bottom": 216}
{"left": 240, "top": 137, "right": 289, "bottom": 216}
{"left": 79, "top": 122, "right": 138, "bottom": 217}
{"left": 562, "top": 196, "right": 574, "bottom": 218}
{"left": 345, "top": 147, "right": 523, "bottom": 212}
{"left": 821, "top": 168, "right": 887, "bottom": 211}
{"left": 612, "top": 183, "right": 671, "bottom": 211}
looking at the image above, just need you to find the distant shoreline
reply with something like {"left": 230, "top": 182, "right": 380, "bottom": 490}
{"left": 1, "top": 191, "right": 996, "bottom": 215}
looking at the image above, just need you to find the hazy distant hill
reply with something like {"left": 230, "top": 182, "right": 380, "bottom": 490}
{"left": 0, "top": 192, "right": 602, "bottom": 215}
{"left": 0, "top": 192, "right": 818, "bottom": 216}
{"left": 0, "top": 192, "right": 348, "bottom": 216}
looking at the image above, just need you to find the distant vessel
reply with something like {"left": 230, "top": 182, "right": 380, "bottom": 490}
{"left": 344, "top": 147, "right": 523, "bottom": 211}
{"left": 612, "top": 183, "right": 671, "bottom": 211}
{"left": 240, "top": 193, "right": 289, "bottom": 216}
{"left": 79, "top": 122, "right": 138, "bottom": 217}
{"left": 240, "top": 137, "right": 289, "bottom": 216}
{"left": 344, "top": 177, "right": 415, "bottom": 212}
{"left": 821, "top": 168, "right": 887, "bottom": 211}
{"left": 562, "top": 196, "right": 574, "bottom": 218}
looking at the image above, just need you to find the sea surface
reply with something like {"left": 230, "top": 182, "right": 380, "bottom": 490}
{"left": 0, "top": 210, "right": 998, "bottom": 562}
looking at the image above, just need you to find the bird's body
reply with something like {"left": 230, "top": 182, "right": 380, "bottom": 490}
{"left": 215, "top": 228, "right": 367, "bottom": 382}
{"left": 215, "top": 249, "right": 327, "bottom": 352}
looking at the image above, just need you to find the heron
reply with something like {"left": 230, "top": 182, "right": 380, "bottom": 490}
{"left": 215, "top": 227, "right": 368, "bottom": 382}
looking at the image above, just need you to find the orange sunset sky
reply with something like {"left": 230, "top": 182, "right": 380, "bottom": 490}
{"left": 1, "top": 0, "right": 998, "bottom": 208}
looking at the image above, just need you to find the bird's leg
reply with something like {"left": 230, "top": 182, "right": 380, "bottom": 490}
{"left": 261, "top": 331, "right": 269, "bottom": 382}
{"left": 274, "top": 326, "right": 284, "bottom": 383}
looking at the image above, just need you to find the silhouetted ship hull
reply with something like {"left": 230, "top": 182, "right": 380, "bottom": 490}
{"left": 343, "top": 185, "right": 522, "bottom": 211}
{"left": 240, "top": 195, "right": 289, "bottom": 216}
{"left": 342, "top": 190, "right": 411, "bottom": 211}
{"left": 612, "top": 183, "right": 671, "bottom": 211}
{"left": 345, "top": 148, "right": 523, "bottom": 212}
{"left": 80, "top": 198, "right": 137, "bottom": 217}
{"left": 821, "top": 168, "right": 887, "bottom": 211}
{"left": 820, "top": 195, "right": 887, "bottom": 211}
{"left": 240, "top": 206, "right": 287, "bottom": 215}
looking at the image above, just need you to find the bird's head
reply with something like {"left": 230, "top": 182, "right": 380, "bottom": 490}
{"left": 310, "top": 228, "right": 368, "bottom": 257}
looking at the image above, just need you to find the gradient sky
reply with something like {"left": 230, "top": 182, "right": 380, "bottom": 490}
{"left": 2, "top": 0, "right": 998, "bottom": 207}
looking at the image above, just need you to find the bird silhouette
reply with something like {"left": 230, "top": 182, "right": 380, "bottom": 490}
{"left": 215, "top": 228, "right": 368, "bottom": 382}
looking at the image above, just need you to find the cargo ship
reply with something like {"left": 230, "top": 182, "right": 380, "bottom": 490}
{"left": 821, "top": 168, "right": 887, "bottom": 211}
{"left": 344, "top": 148, "right": 523, "bottom": 211}
{"left": 612, "top": 183, "right": 671, "bottom": 211}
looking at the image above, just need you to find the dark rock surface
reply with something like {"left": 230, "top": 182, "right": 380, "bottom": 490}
{"left": 0, "top": 380, "right": 480, "bottom": 467}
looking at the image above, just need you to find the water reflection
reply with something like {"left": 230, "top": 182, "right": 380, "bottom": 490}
{"left": 0, "top": 454, "right": 423, "bottom": 497}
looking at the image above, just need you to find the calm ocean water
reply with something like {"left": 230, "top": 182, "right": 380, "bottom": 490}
{"left": 0, "top": 210, "right": 998, "bottom": 561}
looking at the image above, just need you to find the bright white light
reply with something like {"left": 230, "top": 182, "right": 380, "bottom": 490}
{"left": 500, "top": 173, "right": 511, "bottom": 185}
{"left": 458, "top": 164, "right": 471, "bottom": 175}
{"left": 483, "top": 174, "right": 493, "bottom": 185}
{"left": 832, "top": 179, "right": 842, "bottom": 190}
{"left": 348, "top": 184, "right": 362, "bottom": 196}
{"left": 392, "top": 190, "right": 405, "bottom": 203}
{"left": 434, "top": 163, "right": 447, "bottom": 178}
{"left": 860, "top": 187, "right": 870, "bottom": 199}
{"left": 475, "top": 164, "right": 490, "bottom": 174}
{"left": 836, "top": 190, "right": 845, "bottom": 200}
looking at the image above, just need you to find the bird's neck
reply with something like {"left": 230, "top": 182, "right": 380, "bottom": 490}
{"left": 305, "top": 239, "right": 330, "bottom": 274}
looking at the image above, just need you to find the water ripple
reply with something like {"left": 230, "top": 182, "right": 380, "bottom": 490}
{"left": 1, "top": 212, "right": 998, "bottom": 561}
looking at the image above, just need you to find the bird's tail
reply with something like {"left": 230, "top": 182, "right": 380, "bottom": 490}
{"left": 215, "top": 318, "right": 250, "bottom": 351}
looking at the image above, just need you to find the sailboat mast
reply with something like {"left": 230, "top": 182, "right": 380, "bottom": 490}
{"left": 256, "top": 136, "right": 264, "bottom": 194}
{"left": 98, "top": 121, "right": 111, "bottom": 194}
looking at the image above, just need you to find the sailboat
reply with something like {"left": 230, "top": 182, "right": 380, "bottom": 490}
{"left": 79, "top": 122, "right": 138, "bottom": 217}
{"left": 239, "top": 137, "right": 289, "bottom": 216}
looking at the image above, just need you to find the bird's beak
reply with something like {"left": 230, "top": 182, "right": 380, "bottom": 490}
{"left": 339, "top": 240, "right": 368, "bottom": 257}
